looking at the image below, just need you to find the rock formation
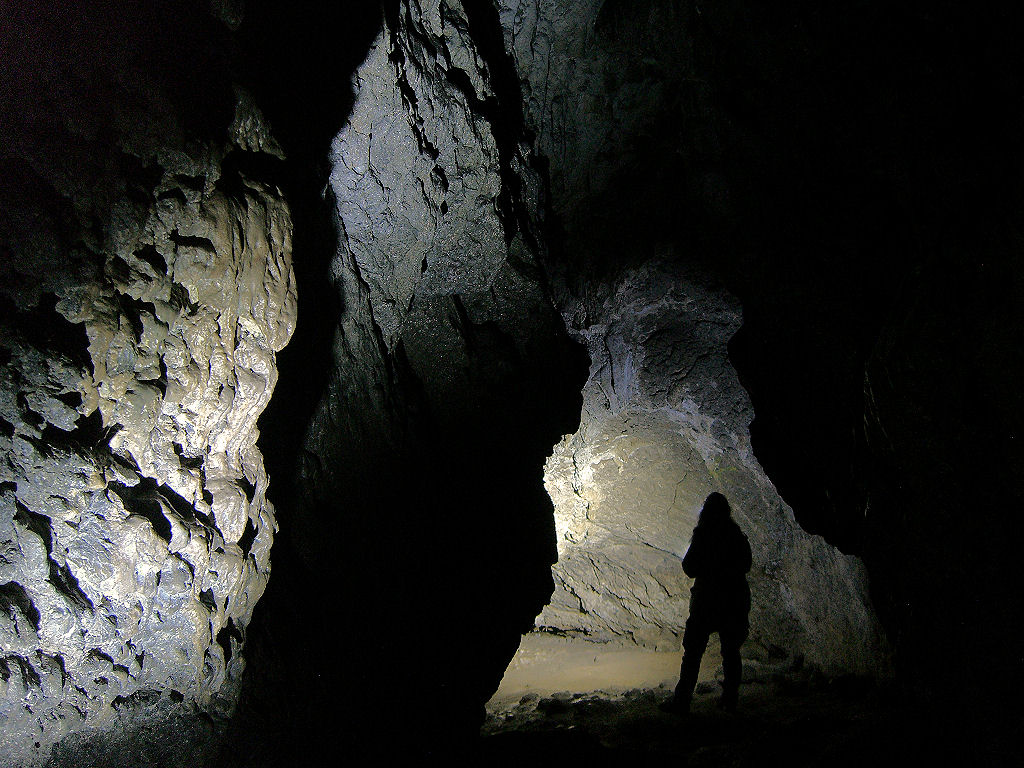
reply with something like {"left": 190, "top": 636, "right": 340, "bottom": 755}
{"left": 491, "top": 0, "right": 886, "bottom": 675}
{"left": 1, "top": 1, "right": 1020, "bottom": 765}
{"left": 498, "top": 0, "right": 1024, "bottom": 704}
{"left": 540, "top": 261, "right": 885, "bottom": 674}
{"left": 1, "top": 7, "right": 294, "bottom": 765}
{"left": 279, "top": 0, "right": 587, "bottom": 753}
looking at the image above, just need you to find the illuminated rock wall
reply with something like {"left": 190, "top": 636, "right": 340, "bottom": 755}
{"left": 0, "top": 8, "right": 294, "bottom": 762}
{"left": 539, "top": 261, "right": 887, "bottom": 674}
{"left": 498, "top": 0, "right": 887, "bottom": 676}
{"left": 284, "top": 0, "right": 587, "bottom": 753}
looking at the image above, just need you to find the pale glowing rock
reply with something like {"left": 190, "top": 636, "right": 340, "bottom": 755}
{"left": 540, "top": 261, "right": 889, "bottom": 675}
{"left": 0, "top": 89, "right": 294, "bottom": 764}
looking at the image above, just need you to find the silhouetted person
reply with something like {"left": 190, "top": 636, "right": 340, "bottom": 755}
{"left": 663, "top": 492, "right": 752, "bottom": 713}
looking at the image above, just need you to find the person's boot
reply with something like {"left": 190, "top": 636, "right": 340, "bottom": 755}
{"left": 659, "top": 691, "right": 691, "bottom": 714}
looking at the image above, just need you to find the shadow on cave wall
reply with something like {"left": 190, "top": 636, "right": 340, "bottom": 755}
{"left": 0, "top": 1, "right": 237, "bottom": 268}
{"left": 223, "top": 0, "right": 393, "bottom": 764}
{"left": 690, "top": 0, "right": 1024, "bottom": 700}
{"left": 239, "top": 0, "right": 389, "bottom": 491}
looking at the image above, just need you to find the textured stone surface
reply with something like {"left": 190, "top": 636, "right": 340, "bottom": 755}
{"left": 489, "top": 2, "right": 887, "bottom": 676}
{"left": 538, "top": 261, "right": 886, "bottom": 674}
{"left": 0, "top": 9, "right": 294, "bottom": 758}
{"left": 500, "top": 0, "right": 648, "bottom": 210}
{"left": 497, "top": 0, "right": 724, "bottom": 284}
{"left": 283, "top": 0, "right": 587, "bottom": 754}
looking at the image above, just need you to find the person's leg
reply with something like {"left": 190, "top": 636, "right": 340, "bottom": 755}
{"left": 672, "top": 615, "right": 710, "bottom": 710}
{"left": 719, "top": 619, "right": 749, "bottom": 711}
{"left": 719, "top": 641, "right": 741, "bottom": 711}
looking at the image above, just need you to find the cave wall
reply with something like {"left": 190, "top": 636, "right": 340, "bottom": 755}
{"left": 493, "top": 0, "right": 886, "bottom": 676}
{"left": 2, "top": 0, "right": 1019, "bottom": 763}
{"left": 0, "top": 5, "right": 295, "bottom": 765}
{"left": 498, "top": 0, "right": 1024, "bottom": 703}
{"left": 285, "top": 0, "right": 588, "bottom": 754}
{"left": 540, "top": 260, "right": 885, "bottom": 675}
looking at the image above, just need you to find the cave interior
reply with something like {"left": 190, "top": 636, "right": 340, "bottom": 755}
{"left": 1, "top": 0, "right": 1022, "bottom": 765}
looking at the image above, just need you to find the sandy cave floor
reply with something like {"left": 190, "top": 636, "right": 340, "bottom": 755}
{"left": 478, "top": 634, "right": 1021, "bottom": 766}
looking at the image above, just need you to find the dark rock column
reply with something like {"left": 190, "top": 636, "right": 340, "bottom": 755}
{"left": 280, "top": 0, "right": 588, "bottom": 757}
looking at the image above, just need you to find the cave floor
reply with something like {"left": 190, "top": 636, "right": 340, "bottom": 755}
{"left": 480, "top": 636, "right": 1020, "bottom": 766}
{"left": 486, "top": 632, "right": 698, "bottom": 705}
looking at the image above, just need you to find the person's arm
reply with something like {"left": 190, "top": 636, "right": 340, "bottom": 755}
{"left": 682, "top": 531, "right": 703, "bottom": 577}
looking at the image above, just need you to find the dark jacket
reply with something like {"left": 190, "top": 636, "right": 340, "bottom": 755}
{"left": 682, "top": 518, "right": 752, "bottom": 617}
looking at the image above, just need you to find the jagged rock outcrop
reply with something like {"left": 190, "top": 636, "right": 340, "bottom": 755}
{"left": 0, "top": 7, "right": 295, "bottom": 763}
{"left": 540, "top": 261, "right": 886, "bottom": 674}
{"left": 284, "top": 0, "right": 587, "bottom": 755}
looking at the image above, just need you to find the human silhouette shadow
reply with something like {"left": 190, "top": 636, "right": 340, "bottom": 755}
{"left": 662, "top": 492, "right": 752, "bottom": 714}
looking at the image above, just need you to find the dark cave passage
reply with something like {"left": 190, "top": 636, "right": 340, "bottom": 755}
{"left": 1, "top": 1, "right": 1023, "bottom": 766}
